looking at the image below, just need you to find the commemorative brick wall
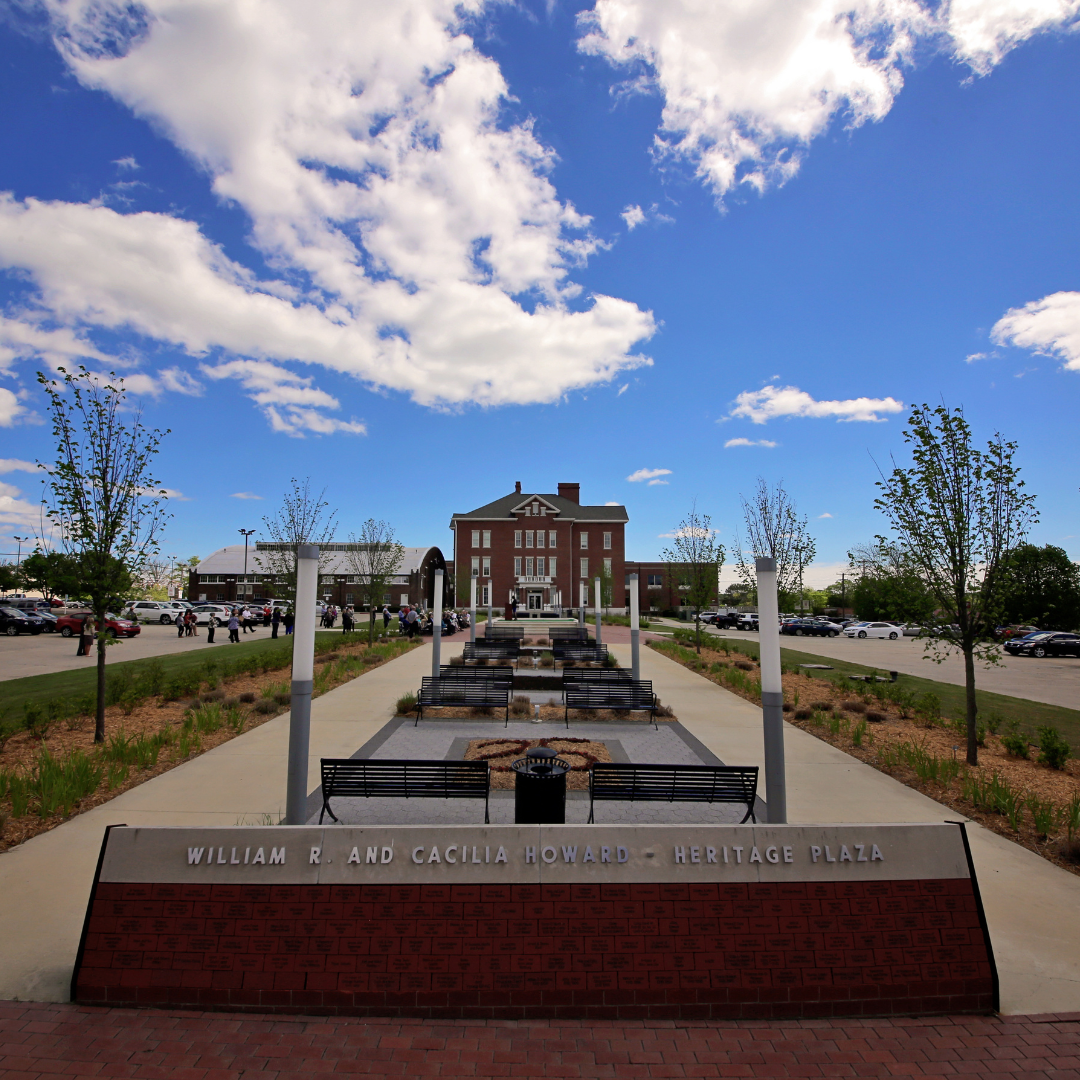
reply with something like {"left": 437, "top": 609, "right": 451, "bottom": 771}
{"left": 74, "top": 877, "right": 994, "bottom": 1020}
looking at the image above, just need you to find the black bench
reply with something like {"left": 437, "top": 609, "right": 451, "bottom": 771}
{"left": 319, "top": 758, "right": 491, "bottom": 824}
{"left": 588, "top": 763, "right": 758, "bottom": 824}
{"left": 463, "top": 642, "right": 520, "bottom": 662}
{"left": 484, "top": 625, "right": 526, "bottom": 640}
{"left": 553, "top": 644, "right": 608, "bottom": 664}
{"left": 440, "top": 664, "right": 515, "bottom": 685}
{"left": 563, "top": 680, "right": 656, "bottom": 728}
{"left": 549, "top": 627, "right": 590, "bottom": 644}
{"left": 561, "top": 667, "right": 631, "bottom": 697}
{"left": 417, "top": 677, "right": 510, "bottom": 725}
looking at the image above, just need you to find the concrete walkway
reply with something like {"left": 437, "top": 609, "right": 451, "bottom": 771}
{"left": 1, "top": 636, "right": 1078, "bottom": 1018}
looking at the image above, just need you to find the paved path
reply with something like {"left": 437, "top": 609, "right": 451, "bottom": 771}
{"left": 1, "top": 636, "right": 1079, "bottom": 1018}
{"left": 663, "top": 622, "right": 1080, "bottom": 711}
{"left": 2, "top": 1001, "right": 1079, "bottom": 1079}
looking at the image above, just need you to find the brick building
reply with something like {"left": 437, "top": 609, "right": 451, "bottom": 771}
{"left": 450, "top": 482, "right": 627, "bottom": 616}
{"left": 188, "top": 543, "right": 449, "bottom": 610}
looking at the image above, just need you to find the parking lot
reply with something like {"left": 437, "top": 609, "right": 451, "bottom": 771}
{"left": 696, "top": 624, "right": 1080, "bottom": 710}
{"left": 0, "top": 620, "right": 287, "bottom": 681}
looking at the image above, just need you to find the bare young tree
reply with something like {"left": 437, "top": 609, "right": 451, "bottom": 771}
{"left": 344, "top": 519, "right": 405, "bottom": 644}
{"left": 258, "top": 478, "right": 338, "bottom": 603}
{"left": 733, "top": 478, "right": 815, "bottom": 609}
{"left": 38, "top": 367, "right": 171, "bottom": 742}
{"left": 875, "top": 404, "right": 1037, "bottom": 765}
{"left": 662, "top": 503, "right": 725, "bottom": 653}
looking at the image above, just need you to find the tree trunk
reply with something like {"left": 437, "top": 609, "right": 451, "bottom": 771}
{"left": 95, "top": 628, "right": 107, "bottom": 743}
{"left": 369, "top": 608, "right": 376, "bottom": 646}
{"left": 963, "top": 645, "right": 978, "bottom": 766}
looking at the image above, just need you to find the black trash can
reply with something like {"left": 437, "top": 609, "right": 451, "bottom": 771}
{"left": 512, "top": 746, "right": 569, "bottom": 824}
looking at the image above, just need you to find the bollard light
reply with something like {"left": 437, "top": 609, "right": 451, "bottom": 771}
{"left": 469, "top": 575, "right": 476, "bottom": 643}
{"left": 432, "top": 568, "right": 443, "bottom": 678}
{"left": 594, "top": 576, "right": 602, "bottom": 646}
{"left": 285, "top": 544, "right": 319, "bottom": 825}
{"left": 629, "top": 573, "right": 640, "bottom": 680}
{"left": 756, "top": 556, "right": 786, "bottom": 823}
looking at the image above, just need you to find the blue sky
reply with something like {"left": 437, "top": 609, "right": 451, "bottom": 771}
{"left": 1, "top": 0, "right": 1078, "bottom": 583}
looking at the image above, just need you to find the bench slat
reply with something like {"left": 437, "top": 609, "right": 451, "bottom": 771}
{"left": 563, "top": 680, "right": 656, "bottom": 729}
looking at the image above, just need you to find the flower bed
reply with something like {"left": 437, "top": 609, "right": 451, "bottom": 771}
{"left": 463, "top": 737, "right": 612, "bottom": 789}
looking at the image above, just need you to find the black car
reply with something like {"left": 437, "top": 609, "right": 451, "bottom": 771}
{"left": 0, "top": 606, "right": 46, "bottom": 636}
{"left": 1004, "top": 631, "right": 1080, "bottom": 658}
{"left": 781, "top": 618, "right": 840, "bottom": 638}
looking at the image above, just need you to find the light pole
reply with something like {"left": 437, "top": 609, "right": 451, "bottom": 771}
{"left": 238, "top": 528, "right": 255, "bottom": 602}
{"left": 13, "top": 536, "right": 28, "bottom": 567}
{"left": 285, "top": 544, "right": 319, "bottom": 825}
{"left": 756, "top": 557, "right": 786, "bottom": 823}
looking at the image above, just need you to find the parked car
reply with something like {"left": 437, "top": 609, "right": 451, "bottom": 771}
{"left": 696, "top": 611, "right": 719, "bottom": 625}
{"left": 895, "top": 623, "right": 925, "bottom": 636}
{"left": 188, "top": 603, "right": 235, "bottom": 625}
{"left": 995, "top": 624, "right": 1041, "bottom": 641}
{"left": 844, "top": 621, "right": 901, "bottom": 640}
{"left": 735, "top": 612, "right": 759, "bottom": 631}
{"left": 781, "top": 618, "right": 839, "bottom": 638}
{"left": 1003, "top": 631, "right": 1080, "bottom": 658}
{"left": 34, "top": 610, "right": 60, "bottom": 633}
{"left": 0, "top": 606, "right": 46, "bottom": 635}
{"left": 55, "top": 613, "right": 141, "bottom": 638}
{"left": 124, "top": 600, "right": 186, "bottom": 624}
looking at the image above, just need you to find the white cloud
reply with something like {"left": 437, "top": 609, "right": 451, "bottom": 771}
{"left": 818, "top": 512, "right": 833, "bottom": 518}
{"left": 724, "top": 437, "right": 778, "bottom": 448}
{"left": 992, "top": 291, "right": 1080, "bottom": 371}
{"left": 627, "top": 467, "right": 672, "bottom": 482}
{"left": 578, "top": 0, "right": 1080, "bottom": 200}
{"left": 604, "top": 500, "right": 620, "bottom": 505}
{"left": 964, "top": 352, "right": 987, "bottom": 363}
{"left": 0, "top": 388, "right": 25, "bottom": 427}
{"left": 647, "top": 478, "right": 669, "bottom": 485}
{"left": 622, "top": 204, "right": 646, "bottom": 229}
{"left": 231, "top": 492, "right": 263, "bottom": 500}
{"left": 159, "top": 488, "right": 189, "bottom": 501}
{"left": 617, "top": 383, "right": 629, "bottom": 396}
{"left": 0, "top": 0, "right": 655, "bottom": 431}
{"left": 113, "top": 156, "right": 139, "bottom": 170}
{"left": 659, "top": 525, "right": 718, "bottom": 539}
{"left": 729, "top": 384, "right": 904, "bottom": 423}
{"left": 0, "top": 314, "right": 109, "bottom": 374}
{"left": 159, "top": 367, "right": 203, "bottom": 395}
{"left": 0, "top": 459, "right": 39, "bottom": 474}
{"left": 0, "top": 477, "right": 42, "bottom": 530}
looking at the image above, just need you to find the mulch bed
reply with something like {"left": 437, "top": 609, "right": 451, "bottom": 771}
{"left": 464, "top": 737, "right": 612, "bottom": 790}
{"left": 0, "top": 640, "right": 418, "bottom": 851}
{"left": 650, "top": 639, "right": 1080, "bottom": 876}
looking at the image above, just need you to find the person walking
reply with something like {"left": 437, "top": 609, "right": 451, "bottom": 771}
{"left": 271, "top": 606, "right": 281, "bottom": 639}
{"left": 227, "top": 610, "right": 240, "bottom": 643}
{"left": 342, "top": 605, "right": 354, "bottom": 633}
{"left": 189, "top": 610, "right": 199, "bottom": 637}
{"left": 76, "top": 614, "right": 95, "bottom": 656}
{"left": 382, "top": 605, "right": 391, "bottom": 634}
{"left": 206, "top": 613, "right": 217, "bottom": 644}
{"left": 405, "top": 605, "right": 418, "bottom": 639}
{"left": 175, "top": 610, "right": 185, "bottom": 638}
{"left": 284, "top": 608, "right": 295, "bottom": 636}
{"left": 241, "top": 606, "right": 252, "bottom": 634}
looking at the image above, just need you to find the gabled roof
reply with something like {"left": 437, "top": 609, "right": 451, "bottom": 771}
{"left": 450, "top": 491, "right": 628, "bottom": 523}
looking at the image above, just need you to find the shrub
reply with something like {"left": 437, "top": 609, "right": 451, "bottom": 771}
{"left": 794, "top": 708, "right": 812, "bottom": 720}
{"left": 914, "top": 692, "right": 941, "bottom": 726}
{"left": 239, "top": 692, "right": 256, "bottom": 704}
{"left": 840, "top": 700, "right": 866, "bottom": 714}
{"left": 510, "top": 696, "right": 533, "bottom": 718}
{"left": 24, "top": 701, "right": 48, "bottom": 739}
{"left": 1026, "top": 795, "right": 1055, "bottom": 840}
{"left": 655, "top": 701, "right": 675, "bottom": 718}
{"left": 274, "top": 692, "right": 292, "bottom": 706}
{"left": 1000, "top": 722, "right": 1029, "bottom": 759}
{"left": 851, "top": 720, "right": 868, "bottom": 748}
{"left": 395, "top": 692, "right": 417, "bottom": 715}
{"left": 254, "top": 699, "right": 278, "bottom": 714}
{"left": 1037, "top": 726, "right": 1070, "bottom": 770}
{"left": 866, "top": 711, "right": 887, "bottom": 724}
{"left": 734, "top": 661, "right": 754, "bottom": 672}
{"left": 811, "top": 701, "right": 831, "bottom": 713}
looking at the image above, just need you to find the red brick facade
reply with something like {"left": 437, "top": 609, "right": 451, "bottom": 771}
{"left": 450, "top": 483, "right": 627, "bottom": 615}
{"left": 74, "top": 878, "right": 995, "bottom": 1020}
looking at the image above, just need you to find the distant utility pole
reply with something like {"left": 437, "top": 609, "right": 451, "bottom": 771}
{"left": 238, "top": 528, "right": 255, "bottom": 599}
{"left": 13, "top": 536, "right": 28, "bottom": 567}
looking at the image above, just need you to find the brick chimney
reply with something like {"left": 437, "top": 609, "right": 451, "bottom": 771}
{"left": 557, "top": 482, "right": 580, "bottom": 504}
{"left": 515, "top": 480, "right": 522, "bottom": 494}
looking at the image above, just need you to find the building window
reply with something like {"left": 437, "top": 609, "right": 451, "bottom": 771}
{"left": 526, "top": 558, "right": 534, "bottom": 576}
{"left": 471, "top": 556, "right": 480, "bottom": 578}
{"left": 549, "top": 531, "right": 556, "bottom": 548}
{"left": 345, "top": 593, "right": 354, "bottom": 605}
{"left": 603, "top": 532, "right": 612, "bottom": 550}
{"left": 482, "top": 585, "right": 490, "bottom": 605}
{"left": 482, "top": 557, "right": 490, "bottom": 577}
{"left": 200, "top": 574, "right": 220, "bottom": 583}
{"left": 549, "top": 557, "right": 557, "bottom": 577}
{"left": 648, "top": 574, "right": 663, "bottom": 586}
{"left": 536, "top": 531, "right": 544, "bottom": 549}
{"left": 580, "top": 532, "right": 588, "bottom": 549}
{"left": 483, "top": 530, "right": 491, "bottom": 548}
{"left": 514, "top": 557, "right": 522, "bottom": 576}
{"left": 580, "top": 558, "right": 588, "bottom": 578}
{"left": 604, "top": 558, "right": 612, "bottom": 576}
{"left": 525, "top": 531, "right": 534, "bottom": 548}
{"left": 536, "top": 557, "right": 545, "bottom": 576}
{"left": 514, "top": 530, "right": 522, "bottom": 548}
{"left": 532, "top": 502, "right": 540, "bottom": 515}
{"left": 471, "top": 530, "right": 480, "bottom": 548}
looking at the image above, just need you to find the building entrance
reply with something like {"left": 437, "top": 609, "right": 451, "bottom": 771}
{"left": 527, "top": 591, "right": 543, "bottom": 610}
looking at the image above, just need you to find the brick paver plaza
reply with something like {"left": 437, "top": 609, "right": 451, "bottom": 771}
{"left": 3, "top": 1001, "right": 1080, "bottom": 1078}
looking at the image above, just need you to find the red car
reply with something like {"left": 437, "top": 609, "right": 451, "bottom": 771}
{"left": 56, "top": 613, "right": 141, "bottom": 639}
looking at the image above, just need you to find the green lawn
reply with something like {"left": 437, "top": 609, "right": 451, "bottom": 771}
{"left": 0, "top": 631, "right": 367, "bottom": 719}
{"left": 679, "top": 635, "right": 1080, "bottom": 745}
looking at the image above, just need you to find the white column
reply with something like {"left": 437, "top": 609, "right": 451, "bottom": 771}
{"left": 594, "top": 576, "right": 602, "bottom": 646}
{"left": 629, "top": 573, "right": 640, "bottom": 680}
{"left": 285, "top": 544, "right": 319, "bottom": 825}
{"left": 469, "top": 575, "right": 476, "bottom": 643}
{"left": 756, "top": 556, "right": 786, "bottom": 823}
{"left": 432, "top": 568, "right": 443, "bottom": 678}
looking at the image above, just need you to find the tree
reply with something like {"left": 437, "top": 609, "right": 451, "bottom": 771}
{"left": 875, "top": 404, "right": 1037, "bottom": 765}
{"left": 733, "top": 478, "right": 815, "bottom": 611}
{"left": 662, "top": 503, "right": 725, "bottom": 653}
{"left": 258, "top": 478, "right": 338, "bottom": 603}
{"left": 993, "top": 544, "right": 1080, "bottom": 631}
{"left": 18, "top": 549, "right": 80, "bottom": 600}
{"left": 344, "top": 520, "right": 405, "bottom": 643}
{"left": 38, "top": 366, "right": 171, "bottom": 742}
{"left": 846, "top": 540, "right": 937, "bottom": 623}
{"left": 0, "top": 561, "right": 18, "bottom": 594}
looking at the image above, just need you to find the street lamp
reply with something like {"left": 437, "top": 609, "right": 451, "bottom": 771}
{"left": 238, "top": 528, "right": 255, "bottom": 600}
{"left": 13, "top": 536, "right": 28, "bottom": 567}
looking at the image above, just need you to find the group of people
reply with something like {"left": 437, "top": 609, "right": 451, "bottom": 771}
{"left": 394, "top": 605, "right": 471, "bottom": 638}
